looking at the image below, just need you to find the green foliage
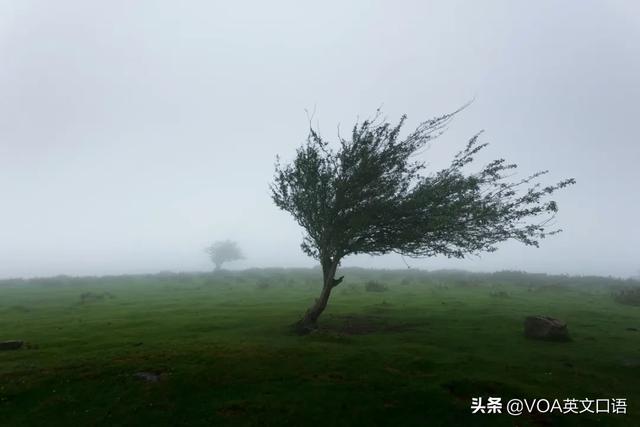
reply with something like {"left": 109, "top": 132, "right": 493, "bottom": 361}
{"left": 271, "top": 109, "right": 575, "bottom": 263}
{"left": 613, "top": 288, "right": 640, "bottom": 306}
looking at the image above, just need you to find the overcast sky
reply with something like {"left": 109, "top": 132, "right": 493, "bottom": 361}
{"left": 1, "top": 1, "right": 639, "bottom": 279}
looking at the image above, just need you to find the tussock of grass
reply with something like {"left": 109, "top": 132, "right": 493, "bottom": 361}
{"left": 364, "top": 281, "right": 388, "bottom": 293}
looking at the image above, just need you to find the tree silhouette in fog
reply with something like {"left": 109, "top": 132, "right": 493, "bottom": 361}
{"left": 205, "top": 240, "right": 244, "bottom": 271}
{"left": 271, "top": 108, "right": 575, "bottom": 333}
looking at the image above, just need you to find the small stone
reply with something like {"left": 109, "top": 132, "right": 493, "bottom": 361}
{"left": 524, "top": 316, "right": 570, "bottom": 341}
{"left": 133, "top": 372, "right": 163, "bottom": 382}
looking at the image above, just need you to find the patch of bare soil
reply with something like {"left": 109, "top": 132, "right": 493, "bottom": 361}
{"left": 321, "top": 314, "right": 427, "bottom": 335}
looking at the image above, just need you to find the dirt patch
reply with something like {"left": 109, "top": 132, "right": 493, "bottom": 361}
{"left": 321, "top": 314, "right": 427, "bottom": 335}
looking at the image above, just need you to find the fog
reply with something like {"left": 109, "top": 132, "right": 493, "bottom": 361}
{"left": 1, "top": 1, "right": 638, "bottom": 279}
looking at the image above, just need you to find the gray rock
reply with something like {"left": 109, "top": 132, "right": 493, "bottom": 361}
{"left": 0, "top": 340, "right": 24, "bottom": 351}
{"left": 134, "top": 372, "right": 163, "bottom": 382}
{"left": 524, "top": 316, "right": 570, "bottom": 341}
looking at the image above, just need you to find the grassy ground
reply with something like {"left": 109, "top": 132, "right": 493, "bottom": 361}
{"left": 1, "top": 269, "right": 639, "bottom": 426}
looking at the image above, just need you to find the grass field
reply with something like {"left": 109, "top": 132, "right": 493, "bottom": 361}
{"left": 1, "top": 268, "right": 639, "bottom": 426}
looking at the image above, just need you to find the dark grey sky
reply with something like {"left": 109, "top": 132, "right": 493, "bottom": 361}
{"left": 1, "top": 1, "right": 639, "bottom": 278}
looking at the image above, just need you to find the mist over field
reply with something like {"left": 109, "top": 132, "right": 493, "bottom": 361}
{"left": 2, "top": 4, "right": 640, "bottom": 426}
{"left": 1, "top": 0, "right": 639, "bottom": 279}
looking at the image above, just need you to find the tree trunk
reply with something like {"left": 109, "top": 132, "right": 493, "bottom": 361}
{"left": 293, "top": 258, "right": 343, "bottom": 334}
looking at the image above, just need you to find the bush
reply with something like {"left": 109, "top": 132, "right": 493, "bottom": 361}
{"left": 400, "top": 277, "right": 413, "bottom": 286}
{"left": 79, "top": 292, "right": 115, "bottom": 304}
{"left": 365, "top": 281, "right": 388, "bottom": 293}
{"left": 256, "top": 280, "right": 272, "bottom": 290}
{"left": 613, "top": 288, "right": 640, "bottom": 306}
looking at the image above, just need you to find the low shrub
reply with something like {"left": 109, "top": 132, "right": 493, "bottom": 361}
{"left": 79, "top": 292, "right": 115, "bottom": 304}
{"left": 613, "top": 288, "right": 640, "bottom": 306}
{"left": 256, "top": 280, "right": 272, "bottom": 290}
{"left": 365, "top": 281, "right": 388, "bottom": 293}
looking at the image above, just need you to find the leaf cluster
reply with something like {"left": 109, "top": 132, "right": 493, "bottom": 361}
{"left": 271, "top": 109, "right": 575, "bottom": 262}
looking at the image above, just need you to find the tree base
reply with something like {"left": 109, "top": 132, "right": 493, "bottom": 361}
{"left": 291, "top": 317, "right": 318, "bottom": 335}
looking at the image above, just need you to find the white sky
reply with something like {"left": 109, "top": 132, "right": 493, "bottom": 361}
{"left": 1, "top": 1, "right": 639, "bottom": 278}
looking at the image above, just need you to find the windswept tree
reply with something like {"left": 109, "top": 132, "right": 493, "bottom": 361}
{"left": 205, "top": 240, "right": 244, "bottom": 271}
{"left": 271, "top": 109, "right": 575, "bottom": 333}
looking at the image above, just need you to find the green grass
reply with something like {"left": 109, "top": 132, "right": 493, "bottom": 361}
{"left": 1, "top": 269, "right": 639, "bottom": 426}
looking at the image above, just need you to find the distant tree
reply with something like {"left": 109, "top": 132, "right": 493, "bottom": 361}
{"left": 271, "top": 109, "right": 575, "bottom": 333}
{"left": 205, "top": 240, "right": 244, "bottom": 271}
